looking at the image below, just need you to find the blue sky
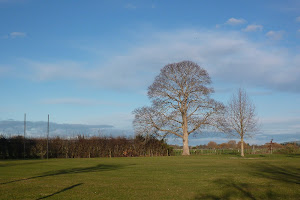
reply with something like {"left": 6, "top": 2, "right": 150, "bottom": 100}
{"left": 0, "top": 0, "right": 300, "bottom": 144}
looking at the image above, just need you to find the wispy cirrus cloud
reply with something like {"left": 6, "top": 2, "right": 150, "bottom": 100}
{"left": 249, "top": 91, "right": 273, "bottom": 96}
{"left": 21, "top": 59, "right": 144, "bottom": 89}
{"left": 2, "top": 32, "right": 27, "bottom": 39}
{"left": 24, "top": 60, "right": 87, "bottom": 81}
{"left": 41, "top": 98, "right": 99, "bottom": 105}
{"left": 125, "top": 3, "right": 136, "bottom": 9}
{"left": 41, "top": 98, "right": 128, "bottom": 107}
{"left": 10, "top": 32, "right": 26, "bottom": 38}
{"left": 242, "top": 24, "right": 263, "bottom": 32}
{"left": 296, "top": 16, "right": 300, "bottom": 22}
{"left": 272, "top": 0, "right": 300, "bottom": 13}
{"left": 266, "top": 30, "right": 285, "bottom": 40}
{"left": 261, "top": 116, "right": 300, "bottom": 136}
{"left": 0, "top": 0, "right": 27, "bottom": 3}
{"left": 10, "top": 29, "right": 300, "bottom": 93}
{"left": 0, "top": 66, "right": 12, "bottom": 76}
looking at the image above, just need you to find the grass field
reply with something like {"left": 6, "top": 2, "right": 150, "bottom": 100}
{"left": 1, "top": 154, "right": 299, "bottom": 200}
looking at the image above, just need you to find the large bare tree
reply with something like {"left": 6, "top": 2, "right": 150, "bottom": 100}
{"left": 225, "top": 88, "right": 258, "bottom": 157}
{"left": 133, "top": 61, "right": 225, "bottom": 155}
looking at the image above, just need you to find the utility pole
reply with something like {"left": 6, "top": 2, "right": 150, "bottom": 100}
{"left": 24, "top": 113, "right": 26, "bottom": 159}
{"left": 270, "top": 139, "right": 273, "bottom": 154}
{"left": 267, "top": 139, "right": 273, "bottom": 154}
{"left": 47, "top": 114, "right": 49, "bottom": 159}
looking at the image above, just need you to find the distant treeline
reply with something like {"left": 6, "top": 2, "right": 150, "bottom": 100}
{"left": 0, "top": 135, "right": 173, "bottom": 159}
{"left": 171, "top": 140, "right": 300, "bottom": 155}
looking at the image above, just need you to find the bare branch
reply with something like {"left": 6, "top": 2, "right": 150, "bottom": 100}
{"left": 221, "top": 88, "right": 259, "bottom": 157}
{"left": 133, "top": 61, "right": 225, "bottom": 155}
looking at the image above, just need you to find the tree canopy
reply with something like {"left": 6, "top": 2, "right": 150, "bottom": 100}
{"left": 133, "top": 61, "right": 225, "bottom": 155}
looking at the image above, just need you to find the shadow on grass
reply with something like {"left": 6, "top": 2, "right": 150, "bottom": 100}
{"left": 195, "top": 179, "right": 260, "bottom": 200}
{"left": 250, "top": 162, "right": 300, "bottom": 185}
{"left": 195, "top": 162, "right": 300, "bottom": 200}
{"left": 0, "top": 161, "right": 45, "bottom": 167}
{"left": 1, "top": 164, "right": 124, "bottom": 185}
{"left": 36, "top": 183, "right": 83, "bottom": 200}
{"left": 286, "top": 154, "right": 300, "bottom": 158}
{"left": 194, "top": 178, "right": 292, "bottom": 200}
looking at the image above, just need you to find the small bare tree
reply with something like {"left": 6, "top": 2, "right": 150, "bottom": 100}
{"left": 133, "top": 61, "right": 225, "bottom": 155}
{"left": 207, "top": 141, "right": 217, "bottom": 149}
{"left": 225, "top": 88, "right": 258, "bottom": 157}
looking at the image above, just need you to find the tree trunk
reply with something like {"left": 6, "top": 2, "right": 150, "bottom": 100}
{"left": 182, "top": 133, "right": 190, "bottom": 156}
{"left": 182, "top": 112, "right": 190, "bottom": 156}
{"left": 241, "top": 137, "right": 244, "bottom": 157}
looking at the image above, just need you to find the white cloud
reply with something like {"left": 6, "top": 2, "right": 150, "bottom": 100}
{"left": 41, "top": 98, "right": 98, "bottom": 105}
{"left": 266, "top": 30, "right": 285, "bottom": 40}
{"left": 41, "top": 98, "right": 128, "bottom": 106}
{"left": 296, "top": 16, "right": 300, "bottom": 22}
{"left": 15, "top": 29, "right": 300, "bottom": 93}
{"left": 22, "top": 59, "right": 147, "bottom": 90}
{"left": 83, "top": 112, "right": 134, "bottom": 129}
{"left": 261, "top": 116, "right": 300, "bottom": 124}
{"left": 249, "top": 91, "right": 272, "bottom": 96}
{"left": 225, "top": 18, "right": 246, "bottom": 25}
{"left": 290, "top": 124, "right": 300, "bottom": 129}
{"left": 9, "top": 32, "right": 26, "bottom": 38}
{"left": 22, "top": 60, "right": 94, "bottom": 82}
{"left": 260, "top": 116, "right": 300, "bottom": 135}
{"left": 242, "top": 24, "right": 263, "bottom": 32}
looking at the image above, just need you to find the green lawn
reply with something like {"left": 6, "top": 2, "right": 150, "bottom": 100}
{"left": 0, "top": 154, "right": 299, "bottom": 200}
